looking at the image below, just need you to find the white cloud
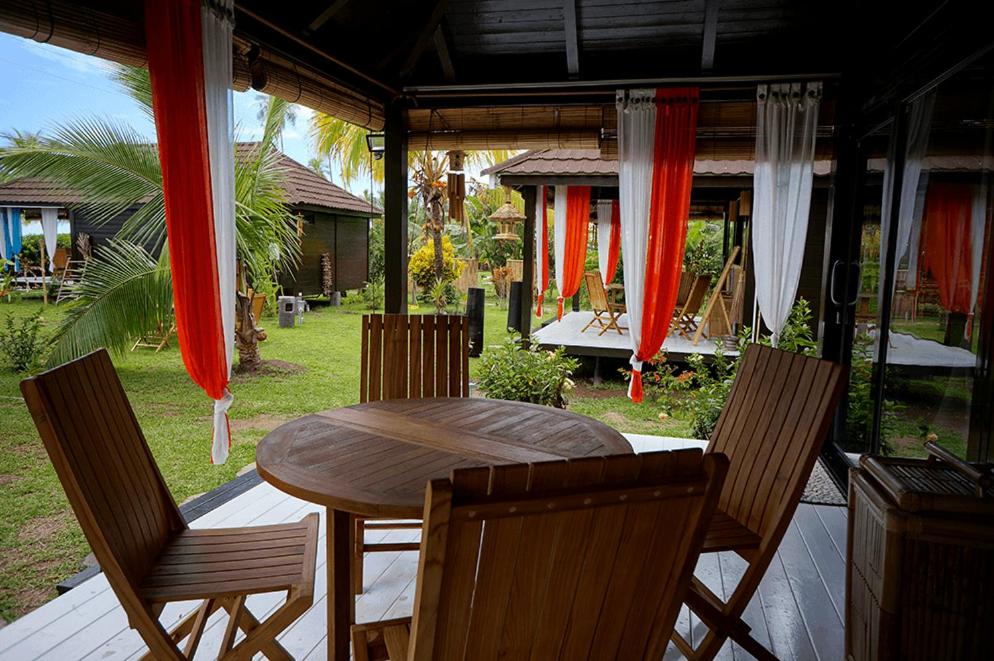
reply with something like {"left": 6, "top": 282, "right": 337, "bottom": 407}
{"left": 19, "top": 39, "right": 112, "bottom": 76}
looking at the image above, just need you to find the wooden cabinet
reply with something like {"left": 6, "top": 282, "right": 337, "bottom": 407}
{"left": 846, "top": 453, "right": 994, "bottom": 660}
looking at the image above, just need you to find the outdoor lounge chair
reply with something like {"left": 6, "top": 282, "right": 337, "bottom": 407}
{"left": 581, "top": 270, "right": 627, "bottom": 335}
{"left": 354, "top": 313, "right": 470, "bottom": 595}
{"left": 671, "top": 274, "right": 712, "bottom": 340}
{"left": 21, "top": 349, "right": 318, "bottom": 660}
{"left": 352, "top": 450, "right": 728, "bottom": 661}
{"left": 672, "top": 344, "right": 846, "bottom": 660}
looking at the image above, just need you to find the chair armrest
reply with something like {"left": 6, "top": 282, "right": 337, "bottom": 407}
{"left": 352, "top": 617, "right": 412, "bottom": 661}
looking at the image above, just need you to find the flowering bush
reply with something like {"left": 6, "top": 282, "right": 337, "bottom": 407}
{"left": 408, "top": 235, "right": 463, "bottom": 290}
{"left": 478, "top": 338, "right": 579, "bottom": 408}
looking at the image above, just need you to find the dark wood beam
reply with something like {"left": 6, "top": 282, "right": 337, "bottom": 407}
{"left": 520, "top": 186, "right": 536, "bottom": 341}
{"left": 433, "top": 25, "right": 456, "bottom": 82}
{"left": 307, "top": 0, "right": 353, "bottom": 33}
{"left": 383, "top": 104, "right": 409, "bottom": 314}
{"left": 400, "top": 0, "right": 450, "bottom": 77}
{"left": 701, "top": 0, "right": 719, "bottom": 71}
{"left": 564, "top": 0, "right": 579, "bottom": 78}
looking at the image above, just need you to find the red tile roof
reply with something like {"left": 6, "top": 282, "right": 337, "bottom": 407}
{"left": 0, "top": 145, "right": 380, "bottom": 216}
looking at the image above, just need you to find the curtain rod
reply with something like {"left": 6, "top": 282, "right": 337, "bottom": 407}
{"left": 404, "top": 72, "right": 840, "bottom": 96}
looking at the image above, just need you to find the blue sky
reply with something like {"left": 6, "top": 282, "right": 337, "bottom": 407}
{"left": 0, "top": 32, "right": 327, "bottom": 183}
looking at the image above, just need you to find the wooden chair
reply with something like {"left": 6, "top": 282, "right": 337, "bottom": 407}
{"left": 354, "top": 313, "right": 470, "bottom": 595}
{"left": 581, "top": 270, "right": 627, "bottom": 335}
{"left": 671, "top": 274, "right": 712, "bottom": 340}
{"left": 693, "top": 246, "right": 740, "bottom": 345}
{"left": 21, "top": 349, "right": 318, "bottom": 660}
{"left": 353, "top": 450, "right": 729, "bottom": 661}
{"left": 671, "top": 344, "right": 846, "bottom": 660}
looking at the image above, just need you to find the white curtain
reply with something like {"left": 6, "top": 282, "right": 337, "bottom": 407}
{"left": 617, "top": 89, "right": 656, "bottom": 377}
{"left": 202, "top": 0, "right": 236, "bottom": 464}
{"left": 40, "top": 208, "right": 59, "bottom": 271}
{"left": 596, "top": 199, "right": 614, "bottom": 282}
{"left": 553, "top": 186, "right": 567, "bottom": 310}
{"left": 752, "top": 82, "right": 822, "bottom": 347}
{"left": 890, "top": 93, "right": 935, "bottom": 290}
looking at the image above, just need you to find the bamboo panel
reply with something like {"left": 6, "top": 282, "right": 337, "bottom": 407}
{"left": 408, "top": 129, "right": 600, "bottom": 151}
{"left": 506, "top": 259, "right": 523, "bottom": 282}
{"left": 407, "top": 105, "right": 614, "bottom": 132}
{"left": 454, "top": 258, "right": 478, "bottom": 294}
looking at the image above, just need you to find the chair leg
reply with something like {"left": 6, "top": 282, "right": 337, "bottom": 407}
{"left": 220, "top": 595, "right": 245, "bottom": 654}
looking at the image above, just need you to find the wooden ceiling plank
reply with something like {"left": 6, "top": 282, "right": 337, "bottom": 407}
{"left": 564, "top": 0, "right": 580, "bottom": 77}
{"left": 306, "top": 0, "right": 354, "bottom": 33}
{"left": 702, "top": 0, "right": 720, "bottom": 71}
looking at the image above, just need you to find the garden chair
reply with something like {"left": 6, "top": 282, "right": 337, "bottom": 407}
{"left": 671, "top": 343, "right": 846, "bottom": 660}
{"left": 354, "top": 313, "right": 470, "bottom": 595}
{"left": 21, "top": 349, "right": 318, "bottom": 660}
{"left": 693, "top": 246, "right": 740, "bottom": 345}
{"left": 581, "top": 270, "right": 627, "bottom": 335}
{"left": 352, "top": 450, "right": 729, "bottom": 661}
{"left": 671, "top": 274, "right": 712, "bottom": 340}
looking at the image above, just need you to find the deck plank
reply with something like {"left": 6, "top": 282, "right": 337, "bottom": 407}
{"left": 1, "top": 477, "right": 849, "bottom": 661}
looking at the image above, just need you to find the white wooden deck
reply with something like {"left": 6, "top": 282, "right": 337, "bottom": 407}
{"left": 0, "top": 435, "right": 848, "bottom": 661}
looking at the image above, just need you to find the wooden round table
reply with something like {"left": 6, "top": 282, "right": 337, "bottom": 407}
{"left": 256, "top": 397, "right": 630, "bottom": 660}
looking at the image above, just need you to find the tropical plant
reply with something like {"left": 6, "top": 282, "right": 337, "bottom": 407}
{"left": 0, "top": 309, "right": 46, "bottom": 372}
{"left": 478, "top": 338, "right": 579, "bottom": 408}
{"left": 0, "top": 66, "right": 301, "bottom": 367}
{"left": 683, "top": 220, "right": 724, "bottom": 279}
{"left": 408, "top": 235, "right": 462, "bottom": 290}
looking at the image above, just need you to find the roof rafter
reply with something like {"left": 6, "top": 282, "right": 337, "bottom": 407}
{"left": 564, "top": 0, "right": 580, "bottom": 78}
{"left": 701, "top": 0, "right": 720, "bottom": 71}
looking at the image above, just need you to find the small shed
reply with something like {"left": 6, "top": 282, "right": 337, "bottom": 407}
{"left": 0, "top": 146, "right": 380, "bottom": 296}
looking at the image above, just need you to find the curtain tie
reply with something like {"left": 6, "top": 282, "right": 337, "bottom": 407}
{"left": 556, "top": 296, "right": 565, "bottom": 321}
{"left": 628, "top": 355, "right": 644, "bottom": 402}
{"left": 211, "top": 388, "right": 234, "bottom": 465}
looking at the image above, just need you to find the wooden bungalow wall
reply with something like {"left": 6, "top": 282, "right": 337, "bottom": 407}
{"left": 279, "top": 210, "right": 369, "bottom": 296}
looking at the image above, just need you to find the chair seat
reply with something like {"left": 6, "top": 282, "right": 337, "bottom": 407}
{"left": 140, "top": 514, "right": 319, "bottom": 602}
{"left": 702, "top": 509, "right": 761, "bottom": 553}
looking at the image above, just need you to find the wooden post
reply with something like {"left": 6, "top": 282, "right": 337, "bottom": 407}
{"left": 519, "top": 186, "right": 536, "bottom": 340}
{"left": 383, "top": 103, "right": 408, "bottom": 314}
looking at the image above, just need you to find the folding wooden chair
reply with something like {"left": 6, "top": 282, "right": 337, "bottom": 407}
{"left": 693, "top": 246, "right": 741, "bottom": 345}
{"left": 354, "top": 314, "right": 470, "bottom": 595}
{"left": 671, "top": 274, "right": 712, "bottom": 339}
{"left": 21, "top": 349, "right": 318, "bottom": 660}
{"left": 672, "top": 344, "right": 846, "bottom": 660}
{"left": 581, "top": 270, "right": 627, "bottom": 335}
{"left": 353, "top": 450, "right": 729, "bottom": 661}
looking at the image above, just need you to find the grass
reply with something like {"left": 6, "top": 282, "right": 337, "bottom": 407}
{"left": 0, "top": 284, "right": 684, "bottom": 622}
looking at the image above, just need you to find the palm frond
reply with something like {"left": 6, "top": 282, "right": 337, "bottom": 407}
{"left": 111, "top": 65, "right": 154, "bottom": 119}
{"left": 48, "top": 240, "right": 173, "bottom": 366}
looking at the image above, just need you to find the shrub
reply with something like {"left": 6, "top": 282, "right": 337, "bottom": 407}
{"left": 0, "top": 310, "right": 46, "bottom": 373}
{"left": 478, "top": 338, "right": 579, "bottom": 408}
{"left": 618, "top": 349, "right": 695, "bottom": 405}
{"left": 17, "top": 233, "right": 71, "bottom": 267}
{"left": 350, "top": 278, "right": 384, "bottom": 311}
{"left": 408, "top": 235, "right": 463, "bottom": 290}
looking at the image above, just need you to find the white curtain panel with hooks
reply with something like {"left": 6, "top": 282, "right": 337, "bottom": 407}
{"left": 596, "top": 199, "right": 614, "bottom": 281}
{"left": 752, "top": 82, "right": 822, "bottom": 347}
{"left": 40, "top": 208, "right": 59, "bottom": 271}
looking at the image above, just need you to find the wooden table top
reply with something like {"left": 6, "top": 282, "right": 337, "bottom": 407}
{"left": 256, "top": 398, "right": 632, "bottom": 518}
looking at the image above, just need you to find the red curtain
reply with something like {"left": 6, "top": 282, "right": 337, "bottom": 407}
{"left": 630, "top": 88, "right": 699, "bottom": 402}
{"left": 557, "top": 185, "right": 591, "bottom": 320}
{"left": 921, "top": 181, "right": 973, "bottom": 315}
{"left": 536, "top": 185, "right": 550, "bottom": 317}
{"left": 605, "top": 199, "right": 621, "bottom": 283}
{"left": 145, "top": 0, "right": 230, "bottom": 448}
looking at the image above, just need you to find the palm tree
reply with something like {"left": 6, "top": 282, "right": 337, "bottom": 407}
{"left": 0, "top": 66, "right": 300, "bottom": 367}
{"left": 310, "top": 114, "right": 515, "bottom": 281}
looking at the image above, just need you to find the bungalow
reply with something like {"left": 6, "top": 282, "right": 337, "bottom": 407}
{"left": 0, "top": 146, "right": 380, "bottom": 296}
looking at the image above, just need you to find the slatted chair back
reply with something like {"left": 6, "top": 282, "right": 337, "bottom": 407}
{"left": 408, "top": 450, "right": 729, "bottom": 661}
{"left": 360, "top": 313, "right": 470, "bottom": 402}
{"left": 20, "top": 349, "right": 185, "bottom": 599}
{"left": 585, "top": 271, "right": 610, "bottom": 312}
{"left": 682, "top": 275, "right": 711, "bottom": 317}
{"left": 707, "top": 344, "right": 845, "bottom": 546}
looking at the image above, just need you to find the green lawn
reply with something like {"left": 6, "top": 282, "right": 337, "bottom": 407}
{"left": 0, "top": 287, "right": 685, "bottom": 622}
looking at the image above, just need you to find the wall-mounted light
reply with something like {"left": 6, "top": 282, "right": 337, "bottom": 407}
{"left": 365, "top": 132, "right": 385, "bottom": 160}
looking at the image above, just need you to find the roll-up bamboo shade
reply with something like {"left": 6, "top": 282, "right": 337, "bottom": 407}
{"left": 408, "top": 129, "right": 600, "bottom": 151}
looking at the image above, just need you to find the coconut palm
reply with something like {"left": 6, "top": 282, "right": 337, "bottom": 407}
{"left": 0, "top": 66, "right": 300, "bottom": 367}
{"left": 310, "top": 113, "right": 515, "bottom": 281}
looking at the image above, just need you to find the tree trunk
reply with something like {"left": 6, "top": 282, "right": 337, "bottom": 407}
{"left": 235, "top": 291, "right": 264, "bottom": 372}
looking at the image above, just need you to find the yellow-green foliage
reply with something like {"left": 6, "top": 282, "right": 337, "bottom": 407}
{"left": 408, "top": 235, "right": 464, "bottom": 288}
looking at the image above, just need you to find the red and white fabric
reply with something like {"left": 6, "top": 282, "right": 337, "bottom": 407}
{"left": 535, "top": 185, "right": 550, "bottom": 317}
{"left": 617, "top": 88, "right": 699, "bottom": 402}
{"left": 595, "top": 199, "right": 621, "bottom": 284}
{"left": 145, "top": 0, "right": 236, "bottom": 464}
{"left": 553, "top": 185, "right": 591, "bottom": 320}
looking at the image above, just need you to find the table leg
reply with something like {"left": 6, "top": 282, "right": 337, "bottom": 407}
{"left": 327, "top": 507, "right": 353, "bottom": 661}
